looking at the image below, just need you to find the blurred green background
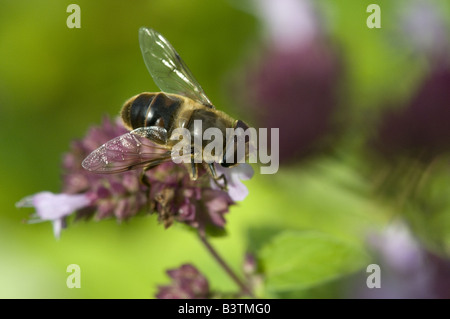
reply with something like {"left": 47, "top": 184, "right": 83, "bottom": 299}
{"left": 1, "top": 0, "right": 450, "bottom": 298}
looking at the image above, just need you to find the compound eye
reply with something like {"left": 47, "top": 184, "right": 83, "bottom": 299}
{"left": 220, "top": 161, "right": 235, "bottom": 168}
{"left": 235, "top": 120, "right": 249, "bottom": 131}
{"left": 234, "top": 120, "right": 250, "bottom": 144}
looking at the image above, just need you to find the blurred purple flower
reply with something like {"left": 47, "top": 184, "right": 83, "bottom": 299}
{"left": 17, "top": 117, "right": 251, "bottom": 237}
{"left": 156, "top": 264, "right": 210, "bottom": 299}
{"left": 396, "top": 0, "right": 449, "bottom": 61}
{"left": 352, "top": 221, "right": 450, "bottom": 299}
{"left": 243, "top": 0, "right": 342, "bottom": 163}
{"left": 368, "top": 222, "right": 424, "bottom": 274}
{"left": 253, "top": 0, "right": 321, "bottom": 52}
{"left": 373, "top": 1, "right": 450, "bottom": 162}
{"left": 242, "top": 252, "right": 263, "bottom": 296}
{"left": 243, "top": 252, "right": 257, "bottom": 276}
{"left": 372, "top": 66, "right": 450, "bottom": 162}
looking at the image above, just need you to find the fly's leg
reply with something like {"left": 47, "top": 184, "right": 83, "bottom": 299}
{"left": 191, "top": 156, "right": 198, "bottom": 180}
{"left": 140, "top": 167, "right": 151, "bottom": 188}
{"left": 207, "top": 163, "right": 228, "bottom": 191}
{"left": 139, "top": 160, "right": 165, "bottom": 187}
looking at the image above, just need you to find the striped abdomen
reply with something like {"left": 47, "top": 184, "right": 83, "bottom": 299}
{"left": 121, "top": 92, "right": 182, "bottom": 131}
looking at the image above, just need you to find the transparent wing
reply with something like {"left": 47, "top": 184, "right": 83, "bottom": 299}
{"left": 82, "top": 128, "right": 172, "bottom": 174}
{"left": 139, "top": 27, "right": 213, "bottom": 108}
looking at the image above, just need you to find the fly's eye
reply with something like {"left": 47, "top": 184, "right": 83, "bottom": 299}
{"left": 221, "top": 161, "right": 235, "bottom": 168}
{"left": 235, "top": 120, "right": 249, "bottom": 131}
{"left": 234, "top": 120, "right": 250, "bottom": 143}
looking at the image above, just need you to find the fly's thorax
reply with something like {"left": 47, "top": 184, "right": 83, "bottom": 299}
{"left": 187, "top": 109, "right": 236, "bottom": 163}
{"left": 120, "top": 92, "right": 183, "bottom": 131}
{"left": 190, "top": 108, "right": 235, "bottom": 140}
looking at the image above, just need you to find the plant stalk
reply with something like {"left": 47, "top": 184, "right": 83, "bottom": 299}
{"left": 198, "top": 232, "right": 254, "bottom": 298}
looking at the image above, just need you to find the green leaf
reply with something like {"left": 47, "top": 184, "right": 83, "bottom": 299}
{"left": 259, "top": 230, "right": 369, "bottom": 292}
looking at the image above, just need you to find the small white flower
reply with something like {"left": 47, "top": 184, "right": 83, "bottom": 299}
{"left": 16, "top": 191, "right": 91, "bottom": 239}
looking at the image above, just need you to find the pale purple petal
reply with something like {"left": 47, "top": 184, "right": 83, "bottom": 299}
{"left": 16, "top": 191, "right": 91, "bottom": 221}
{"left": 228, "top": 181, "right": 248, "bottom": 202}
{"left": 16, "top": 191, "right": 91, "bottom": 239}
{"left": 212, "top": 164, "right": 254, "bottom": 201}
{"left": 230, "top": 163, "right": 254, "bottom": 181}
{"left": 52, "top": 218, "right": 65, "bottom": 239}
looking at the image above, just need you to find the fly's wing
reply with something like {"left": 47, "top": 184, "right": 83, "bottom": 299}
{"left": 82, "top": 127, "right": 172, "bottom": 174}
{"left": 139, "top": 27, "right": 214, "bottom": 108}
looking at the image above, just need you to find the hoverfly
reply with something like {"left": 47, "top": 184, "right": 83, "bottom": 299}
{"left": 82, "top": 27, "right": 250, "bottom": 187}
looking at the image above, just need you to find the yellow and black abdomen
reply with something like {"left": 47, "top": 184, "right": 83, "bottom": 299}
{"left": 121, "top": 92, "right": 182, "bottom": 132}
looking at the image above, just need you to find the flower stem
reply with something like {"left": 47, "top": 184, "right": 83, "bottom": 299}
{"left": 198, "top": 232, "right": 254, "bottom": 298}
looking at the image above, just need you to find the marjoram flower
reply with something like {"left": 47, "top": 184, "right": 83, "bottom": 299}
{"left": 16, "top": 117, "right": 252, "bottom": 238}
